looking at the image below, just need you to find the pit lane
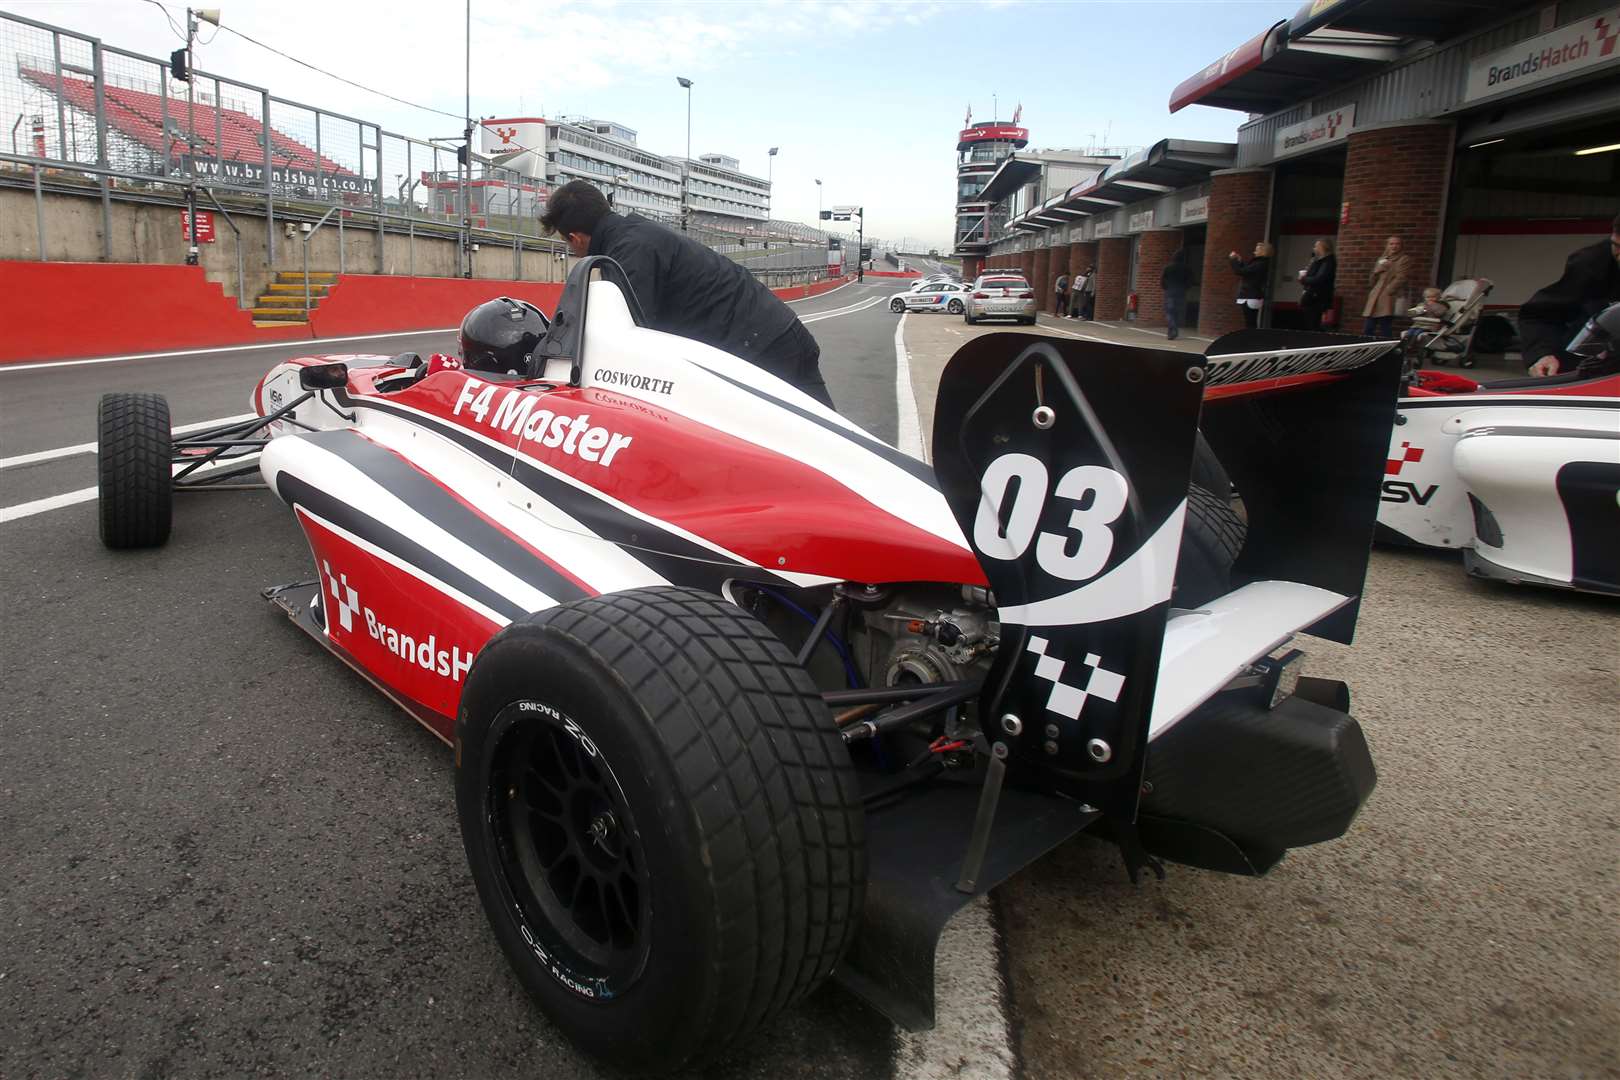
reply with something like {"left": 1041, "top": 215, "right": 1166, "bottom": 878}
{"left": 2, "top": 289, "right": 1614, "bottom": 1079}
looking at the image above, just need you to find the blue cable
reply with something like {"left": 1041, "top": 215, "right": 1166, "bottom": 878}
{"left": 752, "top": 585, "right": 863, "bottom": 688}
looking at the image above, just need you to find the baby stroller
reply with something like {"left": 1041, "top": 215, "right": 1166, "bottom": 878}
{"left": 1402, "top": 278, "right": 1495, "bottom": 368}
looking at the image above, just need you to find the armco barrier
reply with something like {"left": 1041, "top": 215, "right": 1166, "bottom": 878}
{"left": 0, "top": 261, "right": 854, "bottom": 364}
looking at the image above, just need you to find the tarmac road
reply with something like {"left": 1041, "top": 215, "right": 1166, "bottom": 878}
{"left": 4, "top": 285, "right": 1615, "bottom": 1080}
{"left": 0, "top": 277, "right": 913, "bottom": 1080}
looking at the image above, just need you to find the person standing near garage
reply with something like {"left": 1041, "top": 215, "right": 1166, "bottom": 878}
{"left": 540, "top": 179, "right": 834, "bottom": 408}
{"left": 1524, "top": 213, "right": 1620, "bottom": 376}
{"left": 1161, "top": 247, "right": 1193, "bottom": 341}
{"left": 1298, "top": 238, "right": 1337, "bottom": 331}
{"left": 1361, "top": 235, "right": 1410, "bottom": 339}
{"left": 1053, "top": 270, "right": 1069, "bottom": 319}
{"left": 1228, "top": 242, "right": 1271, "bottom": 329}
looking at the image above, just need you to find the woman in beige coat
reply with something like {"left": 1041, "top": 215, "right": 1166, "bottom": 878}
{"left": 1362, "top": 235, "right": 1410, "bottom": 338}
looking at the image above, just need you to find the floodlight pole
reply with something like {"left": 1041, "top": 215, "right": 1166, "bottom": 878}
{"left": 184, "top": 8, "right": 199, "bottom": 265}
{"left": 677, "top": 77, "right": 693, "bottom": 232}
{"left": 462, "top": 0, "right": 472, "bottom": 278}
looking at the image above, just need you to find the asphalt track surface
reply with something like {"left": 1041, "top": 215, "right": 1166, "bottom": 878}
{"left": 0, "top": 279, "right": 913, "bottom": 1080}
{"left": 6, "top": 285, "right": 1616, "bottom": 1080}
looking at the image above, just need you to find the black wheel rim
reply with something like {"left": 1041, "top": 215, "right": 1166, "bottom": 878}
{"left": 486, "top": 700, "right": 651, "bottom": 1000}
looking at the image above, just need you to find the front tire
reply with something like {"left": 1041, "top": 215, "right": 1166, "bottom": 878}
{"left": 97, "top": 392, "right": 172, "bottom": 549}
{"left": 890, "top": 298, "right": 905, "bottom": 312}
{"left": 456, "top": 587, "right": 866, "bottom": 1073}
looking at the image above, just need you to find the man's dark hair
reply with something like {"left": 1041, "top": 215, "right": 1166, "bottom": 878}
{"left": 1612, "top": 211, "right": 1619, "bottom": 234}
{"left": 541, "top": 180, "right": 611, "bottom": 237}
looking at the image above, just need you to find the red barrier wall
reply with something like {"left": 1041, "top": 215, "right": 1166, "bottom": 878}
{"left": 307, "top": 275, "right": 564, "bottom": 338}
{"left": 0, "top": 260, "right": 305, "bottom": 363}
{"left": 0, "top": 261, "right": 854, "bottom": 364}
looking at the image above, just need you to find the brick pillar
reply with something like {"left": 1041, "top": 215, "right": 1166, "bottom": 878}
{"left": 1032, "top": 247, "right": 1052, "bottom": 313}
{"left": 1046, "top": 242, "right": 1070, "bottom": 312}
{"left": 1068, "top": 240, "right": 1098, "bottom": 281}
{"left": 1198, "top": 168, "right": 1274, "bottom": 336}
{"left": 1339, "top": 121, "right": 1454, "bottom": 331}
{"left": 1093, "top": 237, "right": 1132, "bottom": 321}
{"left": 1020, "top": 251, "right": 1035, "bottom": 284}
{"left": 962, "top": 256, "right": 982, "bottom": 279}
{"left": 1132, "top": 229, "right": 1186, "bottom": 327}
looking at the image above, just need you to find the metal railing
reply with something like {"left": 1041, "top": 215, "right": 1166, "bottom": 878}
{"left": 0, "top": 10, "right": 841, "bottom": 297}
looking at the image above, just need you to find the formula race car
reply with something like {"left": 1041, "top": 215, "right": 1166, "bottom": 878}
{"left": 1378, "top": 308, "right": 1620, "bottom": 595}
{"left": 95, "top": 261, "right": 1404, "bottom": 1072}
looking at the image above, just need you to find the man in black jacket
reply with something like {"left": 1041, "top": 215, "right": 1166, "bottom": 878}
{"left": 1523, "top": 212, "right": 1620, "bottom": 376}
{"left": 541, "top": 180, "right": 834, "bottom": 407}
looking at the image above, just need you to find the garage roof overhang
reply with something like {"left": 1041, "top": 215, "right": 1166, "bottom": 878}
{"left": 1060, "top": 139, "right": 1236, "bottom": 208}
{"left": 1287, "top": 0, "right": 1531, "bottom": 43}
{"left": 1168, "top": 17, "right": 1405, "bottom": 114}
{"left": 977, "top": 155, "right": 1043, "bottom": 205}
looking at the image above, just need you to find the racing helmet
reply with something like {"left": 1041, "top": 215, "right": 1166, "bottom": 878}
{"left": 1566, "top": 302, "right": 1620, "bottom": 362}
{"left": 459, "top": 297, "right": 550, "bottom": 375}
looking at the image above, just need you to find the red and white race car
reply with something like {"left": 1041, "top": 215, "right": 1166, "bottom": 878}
{"left": 1378, "top": 362, "right": 1619, "bottom": 596}
{"left": 95, "top": 259, "right": 1406, "bottom": 1072}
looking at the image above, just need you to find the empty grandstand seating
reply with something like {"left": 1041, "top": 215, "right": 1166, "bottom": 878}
{"left": 19, "top": 66, "right": 351, "bottom": 178}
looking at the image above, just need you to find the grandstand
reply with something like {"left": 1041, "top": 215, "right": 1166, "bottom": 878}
{"left": 17, "top": 64, "right": 357, "bottom": 191}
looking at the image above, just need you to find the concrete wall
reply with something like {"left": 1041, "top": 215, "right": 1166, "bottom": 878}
{"left": 0, "top": 186, "right": 566, "bottom": 307}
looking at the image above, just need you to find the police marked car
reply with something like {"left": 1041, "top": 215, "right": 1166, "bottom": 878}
{"left": 888, "top": 278, "right": 971, "bottom": 314}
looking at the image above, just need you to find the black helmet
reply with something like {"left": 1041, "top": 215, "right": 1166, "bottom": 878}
{"left": 459, "top": 297, "right": 549, "bottom": 375}
{"left": 1566, "top": 302, "right": 1620, "bottom": 362}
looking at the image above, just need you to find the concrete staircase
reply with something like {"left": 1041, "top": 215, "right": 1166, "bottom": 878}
{"left": 251, "top": 271, "right": 337, "bottom": 326}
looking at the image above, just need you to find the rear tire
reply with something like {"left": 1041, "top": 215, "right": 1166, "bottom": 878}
{"left": 456, "top": 586, "right": 866, "bottom": 1073}
{"left": 947, "top": 299, "right": 964, "bottom": 314}
{"left": 1174, "top": 484, "right": 1247, "bottom": 608}
{"left": 964, "top": 313, "right": 976, "bottom": 325}
{"left": 97, "top": 392, "right": 172, "bottom": 549}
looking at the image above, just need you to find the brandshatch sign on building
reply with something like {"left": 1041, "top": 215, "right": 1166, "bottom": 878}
{"left": 1274, "top": 105, "right": 1355, "bottom": 158}
{"left": 180, "top": 155, "right": 379, "bottom": 197}
{"left": 1464, "top": 9, "right": 1620, "bottom": 103}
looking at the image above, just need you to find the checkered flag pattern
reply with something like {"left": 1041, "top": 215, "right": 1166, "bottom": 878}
{"left": 1026, "top": 636, "right": 1126, "bottom": 720}
{"left": 323, "top": 560, "right": 360, "bottom": 632}
{"left": 1385, "top": 441, "right": 1424, "bottom": 476}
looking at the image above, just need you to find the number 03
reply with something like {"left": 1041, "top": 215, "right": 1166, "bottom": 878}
{"left": 972, "top": 454, "right": 1128, "bottom": 582}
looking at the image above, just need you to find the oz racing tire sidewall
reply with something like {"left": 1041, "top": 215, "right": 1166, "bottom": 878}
{"left": 457, "top": 633, "right": 715, "bottom": 1058}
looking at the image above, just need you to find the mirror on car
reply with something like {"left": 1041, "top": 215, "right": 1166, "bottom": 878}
{"left": 299, "top": 362, "right": 349, "bottom": 390}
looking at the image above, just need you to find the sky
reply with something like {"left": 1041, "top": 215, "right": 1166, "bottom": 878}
{"left": 7, "top": 0, "right": 1304, "bottom": 249}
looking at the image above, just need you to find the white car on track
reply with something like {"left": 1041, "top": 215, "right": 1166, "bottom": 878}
{"left": 889, "top": 279, "right": 971, "bottom": 315}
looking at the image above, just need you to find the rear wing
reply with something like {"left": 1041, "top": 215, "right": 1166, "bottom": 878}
{"left": 1200, "top": 330, "right": 1403, "bottom": 642}
{"left": 930, "top": 329, "right": 1401, "bottom": 809}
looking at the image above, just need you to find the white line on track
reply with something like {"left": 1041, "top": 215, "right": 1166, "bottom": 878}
{"left": 0, "top": 413, "right": 257, "bottom": 470}
{"left": 889, "top": 315, "right": 1015, "bottom": 1080}
{"left": 800, "top": 295, "right": 888, "bottom": 323}
{"left": 895, "top": 899, "right": 1015, "bottom": 1080}
{"left": 0, "top": 486, "right": 98, "bottom": 524}
{"left": 0, "top": 453, "right": 258, "bottom": 524}
{"left": 0, "top": 328, "right": 459, "bottom": 373}
{"left": 893, "top": 314, "right": 924, "bottom": 461}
